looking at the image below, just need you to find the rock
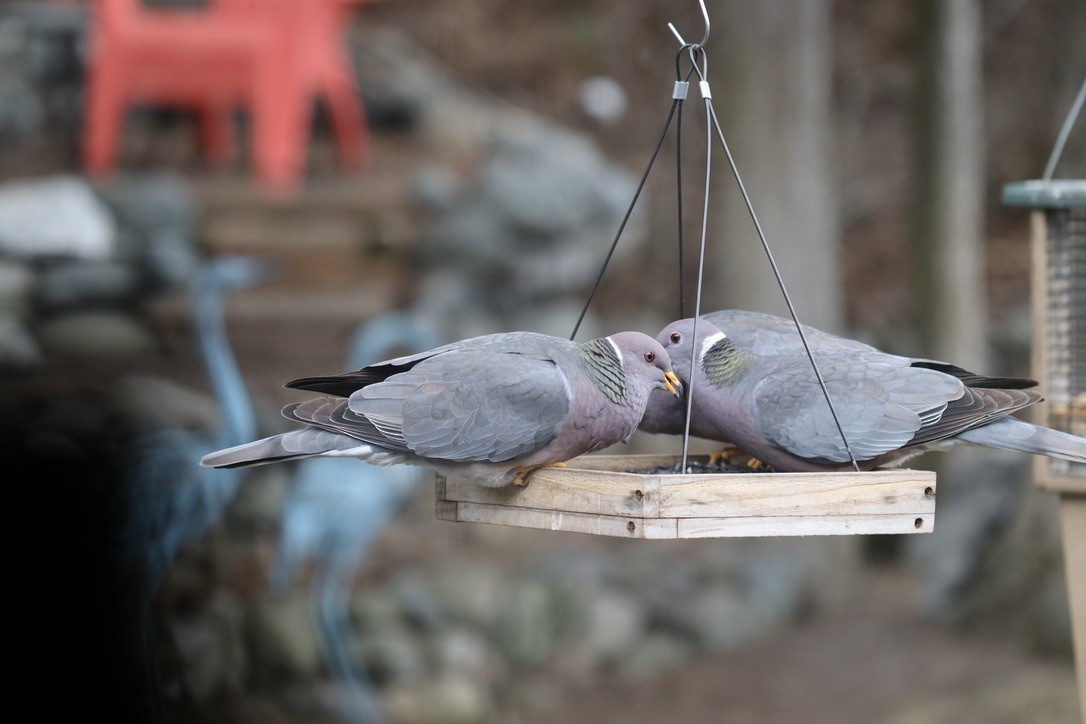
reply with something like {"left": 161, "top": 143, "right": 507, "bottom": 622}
{"left": 480, "top": 133, "right": 601, "bottom": 236}
{"left": 96, "top": 171, "right": 198, "bottom": 244}
{"left": 142, "top": 225, "right": 202, "bottom": 290}
{"left": 411, "top": 101, "right": 648, "bottom": 324}
{"left": 0, "top": 258, "right": 34, "bottom": 315}
{"left": 495, "top": 577, "right": 561, "bottom": 668}
{"left": 391, "top": 570, "right": 449, "bottom": 630}
{"left": 357, "top": 621, "right": 429, "bottom": 687}
{"left": 415, "top": 204, "right": 508, "bottom": 276}
{"left": 113, "top": 373, "right": 221, "bottom": 432}
{"left": 578, "top": 75, "right": 628, "bottom": 126}
{"left": 431, "top": 560, "right": 506, "bottom": 630}
{"left": 35, "top": 258, "right": 142, "bottom": 309}
{"left": 168, "top": 590, "right": 247, "bottom": 705}
{"left": 97, "top": 172, "right": 202, "bottom": 289}
{"left": 385, "top": 674, "right": 493, "bottom": 724}
{"left": 1025, "top": 568, "right": 1073, "bottom": 658}
{"left": 412, "top": 163, "right": 465, "bottom": 213}
{"left": 742, "top": 544, "right": 812, "bottom": 623}
{"left": 430, "top": 626, "right": 496, "bottom": 681}
{"left": 904, "top": 448, "right": 1026, "bottom": 617}
{"left": 0, "top": 78, "right": 42, "bottom": 137}
{"left": 352, "top": 588, "right": 408, "bottom": 635}
{"left": 0, "top": 314, "right": 41, "bottom": 366}
{"left": 244, "top": 594, "right": 323, "bottom": 684}
{"left": 690, "top": 583, "right": 780, "bottom": 653}
{"left": 0, "top": 175, "right": 116, "bottom": 260}
{"left": 572, "top": 589, "right": 647, "bottom": 667}
{"left": 35, "top": 309, "right": 155, "bottom": 358}
{"left": 227, "top": 466, "right": 293, "bottom": 534}
{"left": 616, "top": 632, "right": 695, "bottom": 681}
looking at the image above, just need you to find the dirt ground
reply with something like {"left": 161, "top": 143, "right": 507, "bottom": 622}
{"left": 509, "top": 566, "right": 1081, "bottom": 724}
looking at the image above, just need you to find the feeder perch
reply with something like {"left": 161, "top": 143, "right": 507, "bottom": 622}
{"left": 1003, "top": 177, "right": 1086, "bottom": 720}
{"left": 436, "top": 453, "right": 936, "bottom": 539}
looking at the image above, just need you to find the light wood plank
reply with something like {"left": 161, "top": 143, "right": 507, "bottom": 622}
{"left": 677, "top": 513, "right": 934, "bottom": 538}
{"left": 657, "top": 470, "right": 935, "bottom": 518}
{"left": 434, "top": 455, "right": 937, "bottom": 539}
{"left": 439, "top": 504, "right": 933, "bottom": 540}
{"left": 443, "top": 470, "right": 658, "bottom": 517}
{"left": 441, "top": 455, "right": 935, "bottom": 519}
{"left": 450, "top": 501, "right": 678, "bottom": 539}
{"left": 434, "top": 499, "right": 458, "bottom": 523}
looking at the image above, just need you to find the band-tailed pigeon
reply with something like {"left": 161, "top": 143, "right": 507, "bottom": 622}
{"left": 640, "top": 315, "right": 1086, "bottom": 472}
{"left": 201, "top": 330, "right": 682, "bottom": 487}
{"left": 639, "top": 308, "right": 1030, "bottom": 437}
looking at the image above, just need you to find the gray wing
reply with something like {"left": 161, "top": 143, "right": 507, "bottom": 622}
{"left": 704, "top": 310, "right": 1038, "bottom": 389}
{"left": 350, "top": 348, "right": 570, "bottom": 463}
{"left": 705, "top": 309, "right": 881, "bottom": 357}
{"left": 287, "top": 331, "right": 563, "bottom": 397}
{"left": 753, "top": 354, "right": 964, "bottom": 464}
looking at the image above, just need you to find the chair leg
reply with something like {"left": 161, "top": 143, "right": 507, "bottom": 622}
{"left": 252, "top": 70, "right": 309, "bottom": 197}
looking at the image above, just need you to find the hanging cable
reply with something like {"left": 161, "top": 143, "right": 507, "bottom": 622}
{"left": 671, "top": 5, "right": 861, "bottom": 472}
{"left": 573, "top": 0, "right": 861, "bottom": 472}
{"left": 570, "top": 68, "right": 690, "bottom": 340}
{"left": 1043, "top": 74, "right": 1086, "bottom": 181}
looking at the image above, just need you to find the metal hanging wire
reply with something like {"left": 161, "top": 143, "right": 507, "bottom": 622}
{"left": 1043, "top": 73, "right": 1086, "bottom": 181}
{"left": 574, "top": 0, "right": 860, "bottom": 473}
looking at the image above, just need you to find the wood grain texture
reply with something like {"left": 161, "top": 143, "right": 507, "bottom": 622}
{"left": 435, "top": 454, "right": 936, "bottom": 539}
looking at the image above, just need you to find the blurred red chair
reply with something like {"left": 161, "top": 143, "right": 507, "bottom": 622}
{"left": 81, "top": 0, "right": 376, "bottom": 196}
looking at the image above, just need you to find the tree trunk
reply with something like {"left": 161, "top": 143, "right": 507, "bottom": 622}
{"left": 911, "top": 0, "right": 987, "bottom": 370}
{"left": 709, "top": 0, "right": 843, "bottom": 333}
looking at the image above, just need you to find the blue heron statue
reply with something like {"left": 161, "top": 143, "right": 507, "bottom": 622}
{"left": 271, "top": 310, "right": 442, "bottom": 724}
{"left": 118, "top": 253, "right": 271, "bottom": 721}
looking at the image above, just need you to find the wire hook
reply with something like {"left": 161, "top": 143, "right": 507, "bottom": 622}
{"left": 667, "top": 0, "right": 710, "bottom": 49}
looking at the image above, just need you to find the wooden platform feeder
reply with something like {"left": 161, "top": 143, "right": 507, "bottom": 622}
{"left": 1004, "top": 177, "right": 1086, "bottom": 721}
{"left": 436, "top": 453, "right": 936, "bottom": 539}
{"left": 434, "top": 0, "right": 936, "bottom": 541}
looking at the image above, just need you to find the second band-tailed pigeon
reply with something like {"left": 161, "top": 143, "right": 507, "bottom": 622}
{"left": 640, "top": 315, "right": 1086, "bottom": 472}
{"left": 202, "top": 330, "right": 682, "bottom": 487}
{"left": 639, "top": 309, "right": 1031, "bottom": 436}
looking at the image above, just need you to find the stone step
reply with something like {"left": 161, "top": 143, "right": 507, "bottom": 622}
{"left": 147, "top": 279, "right": 404, "bottom": 327}
{"left": 190, "top": 143, "right": 424, "bottom": 290}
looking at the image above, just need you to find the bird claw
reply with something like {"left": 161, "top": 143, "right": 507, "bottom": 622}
{"left": 707, "top": 445, "right": 742, "bottom": 466}
{"left": 746, "top": 457, "right": 771, "bottom": 471}
{"left": 511, "top": 461, "right": 566, "bottom": 488}
{"left": 705, "top": 446, "right": 772, "bottom": 471}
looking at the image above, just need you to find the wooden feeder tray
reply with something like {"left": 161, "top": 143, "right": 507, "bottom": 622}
{"left": 435, "top": 453, "right": 936, "bottom": 539}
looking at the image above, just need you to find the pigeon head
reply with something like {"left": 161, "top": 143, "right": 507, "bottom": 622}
{"left": 656, "top": 318, "right": 731, "bottom": 383}
{"left": 597, "top": 331, "right": 683, "bottom": 404}
{"left": 639, "top": 317, "right": 731, "bottom": 435}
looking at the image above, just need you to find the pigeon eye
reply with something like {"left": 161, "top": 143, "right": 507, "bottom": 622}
{"left": 669, "top": 332, "right": 682, "bottom": 345}
{"left": 644, "top": 351, "right": 656, "bottom": 363}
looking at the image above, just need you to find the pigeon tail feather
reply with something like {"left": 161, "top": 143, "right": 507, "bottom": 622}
{"left": 199, "top": 433, "right": 378, "bottom": 469}
{"left": 955, "top": 416, "right": 1086, "bottom": 464}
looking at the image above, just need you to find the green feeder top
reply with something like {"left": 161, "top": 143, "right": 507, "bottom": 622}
{"left": 1002, "top": 179, "right": 1086, "bottom": 209}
